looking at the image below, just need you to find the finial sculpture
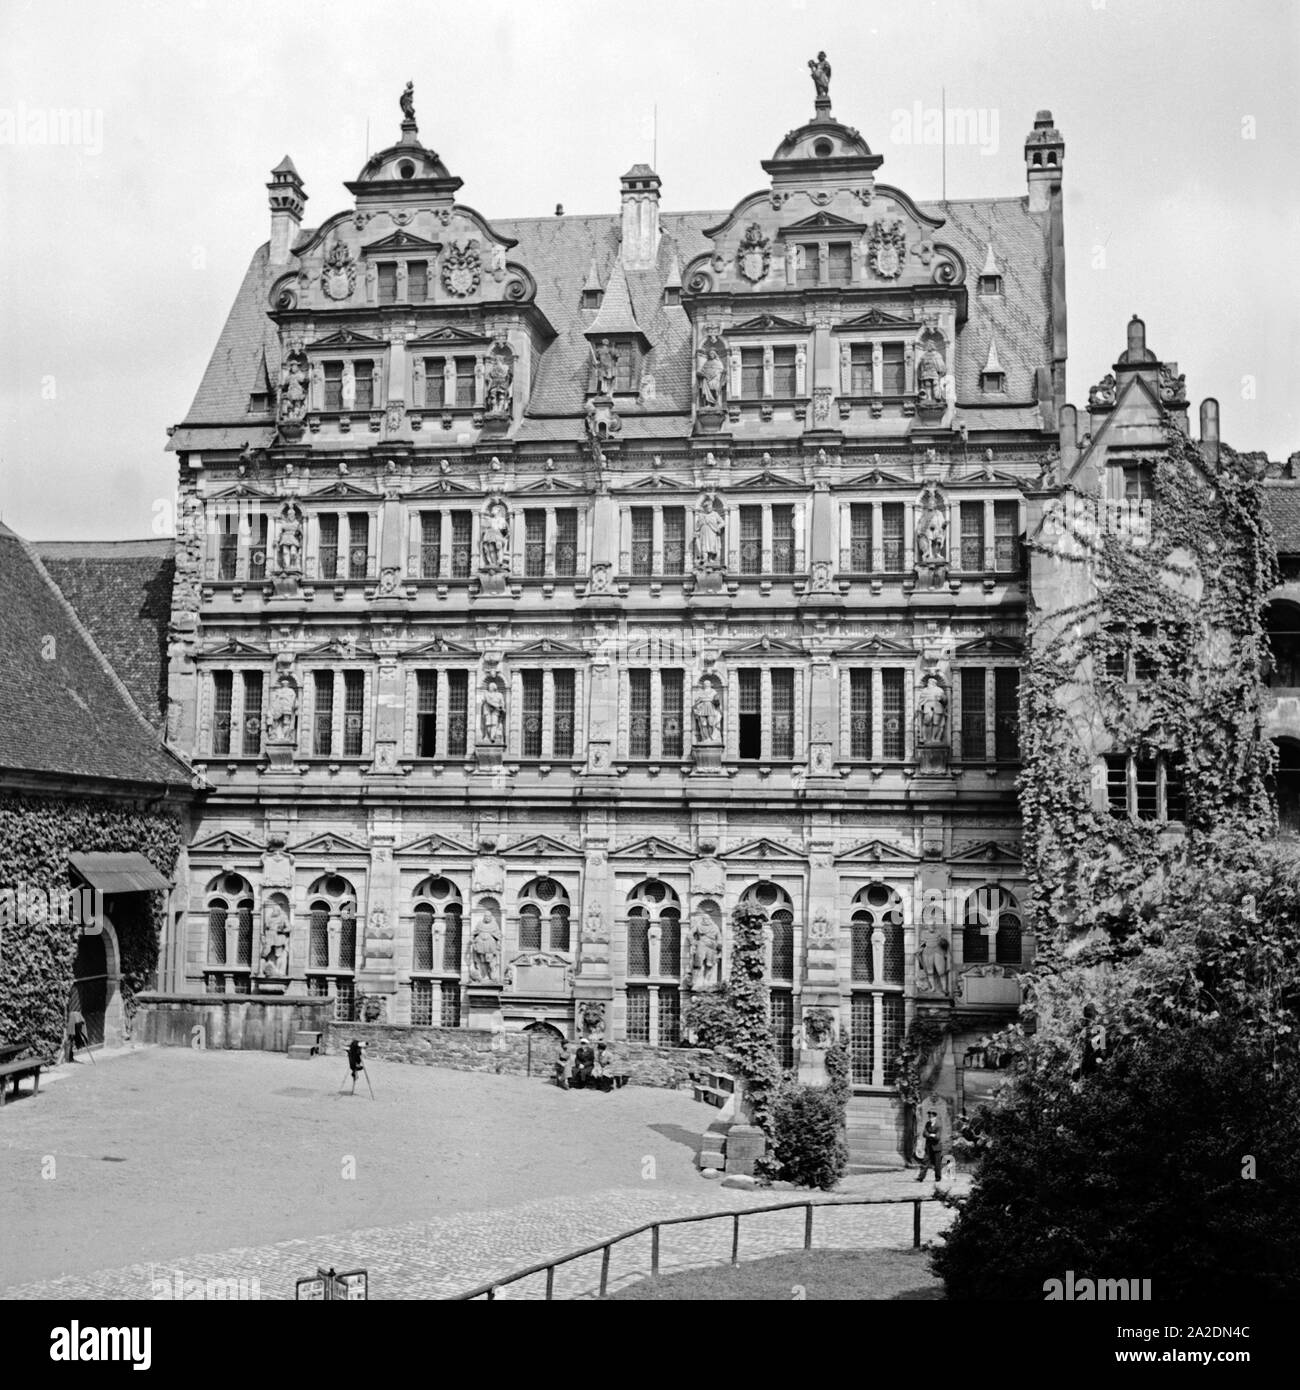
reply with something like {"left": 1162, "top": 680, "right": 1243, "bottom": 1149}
{"left": 400, "top": 81, "right": 415, "bottom": 124}
{"left": 808, "top": 51, "right": 832, "bottom": 110}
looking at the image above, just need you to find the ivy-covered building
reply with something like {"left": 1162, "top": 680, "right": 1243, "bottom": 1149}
{"left": 0, "top": 525, "right": 195, "bottom": 1062}
{"left": 159, "top": 57, "right": 1063, "bottom": 1161}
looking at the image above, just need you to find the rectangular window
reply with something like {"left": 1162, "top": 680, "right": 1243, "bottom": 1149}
{"left": 629, "top": 669, "right": 651, "bottom": 758}
{"left": 663, "top": 507, "right": 686, "bottom": 575}
{"left": 994, "top": 500, "right": 1019, "bottom": 572}
{"left": 354, "top": 359, "right": 374, "bottom": 411}
{"left": 420, "top": 511, "right": 442, "bottom": 579}
{"left": 961, "top": 669, "right": 986, "bottom": 761}
{"left": 995, "top": 668, "right": 1020, "bottom": 760}
{"left": 613, "top": 343, "right": 636, "bottom": 394}
{"left": 796, "top": 245, "right": 818, "bottom": 285}
{"left": 662, "top": 669, "right": 684, "bottom": 758}
{"left": 1165, "top": 754, "right": 1186, "bottom": 822}
{"left": 410, "top": 979, "right": 433, "bottom": 1026}
{"left": 771, "top": 990, "right": 795, "bottom": 1070}
{"left": 555, "top": 509, "right": 578, "bottom": 577}
{"left": 626, "top": 987, "right": 650, "bottom": 1042}
{"left": 738, "top": 670, "right": 762, "bottom": 760}
{"left": 739, "top": 506, "right": 762, "bottom": 575}
{"left": 850, "top": 669, "right": 872, "bottom": 759}
{"left": 424, "top": 358, "right": 446, "bottom": 409}
{"left": 524, "top": 509, "right": 546, "bottom": 577}
{"left": 377, "top": 263, "right": 397, "bottom": 304}
{"left": 248, "top": 513, "right": 268, "bottom": 581}
{"left": 1134, "top": 623, "right": 1157, "bottom": 682}
{"left": 741, "top": 348, "right": 763, "bottom": 400}
{"left": 850, "top": 344, "right": 872, "bottom": 396}
{"left": 772, "top": 669, "right": 795, "bottom": 760}
{"left": 770, "top": 918, "right": 794, "bottom": 982}
{"left": 407, "top": 261, "right": 428, "bottom": 302}
{"left": 450, "top": 511, "right": 472, "bottom": 579}
{"left": 343, "top": 671, "right": 364, "bottom": 756}
{"left": 455, "top": 356, "right": 476, "bottom": 407}
{"left": 881, "top": 503, "right": 905, "bottom": 571}
{"left": 216, "top": 512, "right": 241, "bottom": 581}
{"left": 1123, "top": 463, "right": 1154, "bottom": 502}
{"left": 1105, "top": 754, "right": 1128, "bottom": 817}
{"left": 318, "top": 513, "right": 339, "bottom": 581}
{"left": 313, "top": 672, "right": 334, "bottom": 756}
{"left": 881, "top": 343, "right": 906, "bottom": 394}
{"left": 658, "top": 988, "right": 681, "bottom": 1046}
{"left": 850, "top": 503, "right": 872, "bottom": 571}
{"left": 553, "top": 670, "right": 575, "bottom": 758}
{"left": 416, "top": 672, "right": 437, "bottom": 757}
{"left": 772, "top": 346, "right": 797, "bottom": 398}
{"left": 241, "top": 672, "right": 263, "bottom": 756}
{"left": 347, "top": 513, "right": 369, "bottom": 579}
{"left": 631, "top": 508, "right": 653, "bottom": 577}
{"left": 960, "top": 502, "right": 985, "bottom": 571}
{"left": 447, "top": 671, "right": 468, "bottom": 756}
{"left": 521, "top": 671, "right": 543, "bottom": 757}
{"left": 440, "top": 981, "right": 461, "bottom": 1028}
{"left": 881, "top": 668, "right": 905, "bottom": 759}
{"left": 882, "top": 996, "right": 906, "bottom": 1087}
{"left": 1134, "top": 755, "right": 1159, "bottom": 820}
{"left": 212, "top": 672, "right": 233, "bottom": 755}
{"left": 324, "top": 361, "right": 343, "bottom": 412}
{"left": 827, "top": 242, "right": 852, "bottom": 284}
{"left": 771, "top": 505, "right": 795, "bottom": 574}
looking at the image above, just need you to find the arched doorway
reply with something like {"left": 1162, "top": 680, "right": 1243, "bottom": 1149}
{"left": 69, "top": 914, "right": 122, "bottom": 1051}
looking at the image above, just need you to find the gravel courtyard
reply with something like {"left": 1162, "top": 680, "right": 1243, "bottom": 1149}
{"left": 0, "top": 1047, "right": 952, "bottom": 1299}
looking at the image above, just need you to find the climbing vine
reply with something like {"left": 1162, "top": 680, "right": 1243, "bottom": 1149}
{"left": 720, "top": 905, "right": 783, "bottom": 1134}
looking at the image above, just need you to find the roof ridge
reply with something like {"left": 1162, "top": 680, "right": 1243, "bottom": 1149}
{"left": 11, "top": 531, "right": 194, "bottom": 777}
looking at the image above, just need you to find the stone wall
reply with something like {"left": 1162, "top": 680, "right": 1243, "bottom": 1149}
{"left": 321, "top": 1020, "right": 718, "bottom": 1089}
{"left": 135, "top": 993, "right": 333, "bottom": 1052}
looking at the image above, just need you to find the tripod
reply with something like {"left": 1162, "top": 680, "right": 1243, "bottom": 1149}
{"left": 341, "top": 1045, "right": 374, "bottom": 1099}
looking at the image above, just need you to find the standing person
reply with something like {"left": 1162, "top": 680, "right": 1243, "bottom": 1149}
{"left": 916, "top": 1108, "right": 943, "bottom": 1183}
{"left": 553, "top": 1038, "right": 571, "bottom": 1090}
{"left": 573, "top": 1035, "right": 595, "bottom": 1089}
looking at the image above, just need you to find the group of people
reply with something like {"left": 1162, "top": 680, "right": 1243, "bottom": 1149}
{"left": 914, "top": 1107, "right": 988, "bottom": 1183}
{"left": 553, "top": 1036, "right": 627, "bottom": 1092}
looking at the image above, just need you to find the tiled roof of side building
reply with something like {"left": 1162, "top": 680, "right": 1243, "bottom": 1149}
{"left": 0, "top": 524, "right": 191, "bottom": 788}
{"left": 34, "top": 540, "right": 175, "bottom": 729}
{"left": 1262, "top": 482, "right": 1300, "bottom": 553}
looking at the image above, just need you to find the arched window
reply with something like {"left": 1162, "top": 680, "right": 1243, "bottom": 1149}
{"left": 850, "top": 884, "right": 904, "bottom": 984}
{"left": 963, "top": 885, "right": 1020, "bottom": 966}
{"left": 412, "top": 875, "right": 465, "bottom": 972}
{"left": 518, "top": 877, "right": 571, "bottom": 952}
{"left": 305, "top": 873, "right": 359, "bottom": 971}
{"left": 204, "top": 872, "right": 253, "bottom": 969}
{"left": 739, "top": 882, "right": 796, "bottom": 980}
{"left": 626, "top": 880, "right": 682, "bottom": 979}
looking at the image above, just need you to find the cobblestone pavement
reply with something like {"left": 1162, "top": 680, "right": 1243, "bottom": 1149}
{"left": 0, "top": 1047, "right": 959, "bottom": 1300}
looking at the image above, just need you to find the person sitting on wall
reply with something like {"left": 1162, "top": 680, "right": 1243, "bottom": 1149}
{"left": 554, "top": 1038, "right": 571, "bottom": 1090}
{"left": 597, "top": 1040, "right": 627, "bottom": 1091}
{"left": 573, "top": 1036, "right": 595, "bottom": 1089}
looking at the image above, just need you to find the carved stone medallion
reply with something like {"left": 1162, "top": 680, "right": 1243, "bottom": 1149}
{"left": 735, "top": 223, "right": 771, "bottom": 284}
{"left": 442, "top": 240, "right": 482, "bottom": 297}
{"left": 321, "top": 241, "right": 356, "bottom": 301}
{"left": 868, "top": 219, "right": 906, "bottom": 279}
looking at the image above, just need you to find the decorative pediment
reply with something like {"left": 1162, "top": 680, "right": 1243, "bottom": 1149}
{"left": 620, "top": 475, "right": 682, "bottom": 491}
{"left": 835, "top": 838, "right": 922, "bottom": 865}
{"left": 777, "top": 210, "right": 868, "bottom": 237}
{"left": 507, "top": 637, "right": 586, "bottom": 658}
{"left": 406, "top": 478, "right": 481, "bottom": 497}
{"left": 949, "top": 468, "right": 1025, "bottom": 488}
{"left": 404, "top": 636, "right": 479, "bottom": 658}
{"left": 833, "top": 635, "right": 916, "bottom": 657}
{"left": 733, "top": 470, "right": 804, "bottom": 490}
{"left": 395, "top": 832, "right": 477, "bottom": 859}
{"left": 950, "top": 840, "right": 1023, "bottom": 866}
{"left": 207, "top": 482, "right": 279, "bottom": 501}
{"left": 728, "top": 313, "right": 809, "bottom": 336}
{"left": 286, "top": 831, "right": 370, "bottom": 857}
{"left": 360, "top": 229, "right": 443, "bottom": 256}
{"left": 307, "top": 328, "right": 388, "bottom": 349}
{"left": 308, "top": 480, "right": 381, "bottom": 500}
{"left": 408, "top": 325, "right": 492, "bottom": 347}
{"left": 204, "top": 637, "right": 271, "bottom": 657}
{"left": 609, "top": 835, "right": 693, "bottom": 861}
{"left": 499, "top": 834, "right": 582, "bottom": 858}
{"left": 842, "top": 469, "right": 913, "bottom": 488}
{"left": 507, "top": 950, "right": 569, "bottom": 968}
{"left": 725, "top": 635, "right": 808, "bottom": 656}
{"left": 834, "top": 309, "right": 920, "bottom": 330}
{"left": 189, "top": 830, "right": 268, "bottom": 856}
{"left": 954, "top": 636, "right": 1023, "bottom": 657}
{"left": 725, "top": 837, "right": 806, "bottom": 862}
{"left": 299, "top": 636, "right": 376, "bottom": 658}
{"left": 518, "top": 475, "right": 586, "bottom": 493}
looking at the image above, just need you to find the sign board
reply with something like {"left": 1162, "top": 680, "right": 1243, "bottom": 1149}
{"left": 296, "top": 1266, "right": 368, "bottom": 1301}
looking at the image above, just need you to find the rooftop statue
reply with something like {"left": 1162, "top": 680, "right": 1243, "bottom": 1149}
{"left": 809, "top": 51, "right": 831, "bottom": 104}
{"left": 400, "top": 82, "right": 415, "bottom": 123}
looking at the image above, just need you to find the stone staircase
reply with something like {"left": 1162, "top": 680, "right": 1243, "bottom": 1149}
{"left": 846, "top": 1095, "right": 906, "bottom": 1172}
{"left": 286, "top": 1029, "right": 322, "bottom": 1061}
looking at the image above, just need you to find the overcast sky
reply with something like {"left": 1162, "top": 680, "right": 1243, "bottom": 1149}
{"left": 1, "top": 0, "right": 1297, "bottom": 540}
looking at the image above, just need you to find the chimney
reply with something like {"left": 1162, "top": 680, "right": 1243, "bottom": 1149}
{"left": 266, "top": 156, "right": 307, "bottom": 266}
{"left": 619, "top": 164, "right": 661, "bottom": 271}
{"left": 1200, "top": 399, "right": 1220, "bottom": 468}
{"left": 1024, "top": 110, "right": 1064, "bottom": 214}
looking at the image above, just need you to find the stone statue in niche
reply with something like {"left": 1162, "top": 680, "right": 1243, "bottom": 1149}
{"left": 278, "top": 350, "right": 308, "bottom": 423}
{"left": 918, "top": 340, "right": 947, "bottom": 406}
{"left": 259, "top": 900, "right": 291, "bottom": 976}
{"left": 485, "top": 340, "right": 514, "bottom": 417}
{"left": 691, "top": 678, "right": 723, "bottom": 745}
{"left": 915, "top": 483, "right": 948, "bottom": 584}
{"left": 274, "top": 502, "right": 303, "bottom": 573}
{"left": 468, "top": 908, "right": 502, "bottom": 983}
{"left": 917, "top": 673, "right": 949, "bottom": 745}
{"left": 694, "top": 494, "right": 725, "bottom": 570}
{"left": 696, "top": 343, "right": 726, "bottom": 408}
{"left": 691, "top": 911, "right": 723, "bottom": 988}
{"left": 479, "top": 497, "right": 510, "bottom": 572}
{"left": 916, "top": 923, "right": 951, "bottom": 995}
{"left": 808, "top": 50, "right": 832, "bottom": 103}
{"left": 400, "top": 81, "right": 415, "bottom": 122}
{"left": 592, "top": 338, "right": 620, "bottom": 396}
{"left": 265, "top": 675, "right": 299, "bottom": 744}
{"left": 478, "top": 676, "right": 506, "bottom": 746}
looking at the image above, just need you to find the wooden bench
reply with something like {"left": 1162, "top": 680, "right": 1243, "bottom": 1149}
{"left": 0, "top": 1056, "right": 43, "bottom": 1106}
{"left": 0, "top": 1042, "right": 26, "bottom": 1065}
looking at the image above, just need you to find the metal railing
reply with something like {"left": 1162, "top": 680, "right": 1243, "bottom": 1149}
{"left": 451, "top": 1194, "right": 939, "bottom": 1300}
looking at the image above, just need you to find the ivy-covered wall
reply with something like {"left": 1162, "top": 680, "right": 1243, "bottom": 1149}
{"left": 1022, "top": 430, "right": 1277, "bottom": 967}
{"left": 0, "top": 791, "right": 182, "bottom": 1059}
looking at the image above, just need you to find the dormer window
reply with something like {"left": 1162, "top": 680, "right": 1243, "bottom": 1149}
{"left": 1122, "top": 463, "right": 1155, "bottom": 502}
{"left": 795, "top": 246, "right": 818, "bottom": 286}
{"left": 981, "top": 368, "right": 1006, "bottom": 393}
{"left": 663, "top": 284, "right": 681, "bottom": 308}
{"left": 850, "top": 345, "right": 871, "bottom": 395}
{"left": 827, "top": 242, "right": 852, "bottom": 284}
{"left": 881, "top": 343, "right": 906, "bottom": 394}
{"left": 589, "top": 338, "right": 637, "bottom": 394}
{"left": 408, "top": 261, "right": 429, "bottom": 302}
{"left": 741, "top": 349, "right": 763, "bottom": 399}
{"left": 323, "top": 362, "right": 343, "bottom": 411}
{"left": 377, "top": 263, "right": 398, "bottom": 305}
{"left": 978, "top": 273, "right": 1004, "bottom": 296}
{"left": 583, "top": 286, "right": 603, "bottom": 310}
{"left": 772, "top": 346, "right": 797, "bottom": 397}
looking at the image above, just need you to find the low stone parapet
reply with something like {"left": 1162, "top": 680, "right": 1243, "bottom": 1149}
{"left": 134, "top": 993, "right": 333, "bottom": 1052}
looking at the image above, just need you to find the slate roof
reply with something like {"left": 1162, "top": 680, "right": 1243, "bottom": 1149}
{"left": 169, "top": 188, "right": 1053, "bottom": 446}
{"left": 1263, "top": 482, "right": 1300, "bottom": 554}
{"left": 0, "top": 524, "right": 191, "bottom": 789}
{"left": 35, "top": 540, "right": 175, "bottom": 729}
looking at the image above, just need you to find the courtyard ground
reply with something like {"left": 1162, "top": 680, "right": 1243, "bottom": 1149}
{"left": 0, "top": 1046, "right": 957, "bottom": 1299}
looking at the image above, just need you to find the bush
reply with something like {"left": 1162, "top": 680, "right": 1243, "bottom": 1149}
{"left": 768, "top": 1084, "right": 849, "bottom": 1190}
{"left": 682, "top": 987, "right": 737, "bottom": 1051}
{"left": 930, "top": 1019, "right": 1300, "bottom": 1299}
